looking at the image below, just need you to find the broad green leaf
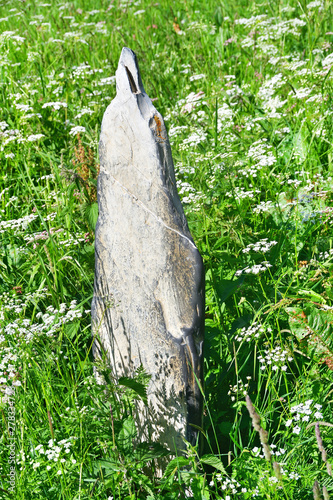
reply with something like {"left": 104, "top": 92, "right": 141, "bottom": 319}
{"left": 218, "top": 421, "right": 233, "bottom": 437}
{"left": 287, "top": 305, "right": 333, "bottom": 357}
{"left": 118, "top": 376, "right": 148, "bottom": 405}
{"left": 93, "top": 459, "right": 126, "bottom": 475}
{"left": 163, "top": 456, "right": 191, "bottom": 478}
{"left": 84, "top": 202, "right": 98, "bottom": 231}
{"left": 118, "top": 416, "right": 136, "bottom": 453}
{"left": 134, "top": 442, "right": 169, "bottom": 462}
{"left": 286, "top": 307, "right": 308, "bottom": 341}
{"left": 307, "top": 308, "right": 333, "bottom": 342}
{"left": 228, "top": 315, "right": 253, "bottom": 338}
{"left": 200, "top": 454, "right": 226, "bottom": 473}
{"left": 298, "top": 289, "right": 326, "bottom": 304}
{"left": 215, "top": 276, "right": 244, "bottom": 303}
{"left": 118, "top": 415, "right": 136, "bottom": 438}
{"left": 64, "top": 320, "right": 80, "bottom": 340}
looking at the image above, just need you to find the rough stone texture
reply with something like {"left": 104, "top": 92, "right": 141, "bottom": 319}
{"left": 91, "top": 47, "right": 204, "bottom": 452}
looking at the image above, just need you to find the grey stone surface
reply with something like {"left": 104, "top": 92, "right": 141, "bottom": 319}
{"left": 91, "top": 47, "right": 204, "bottom": 452}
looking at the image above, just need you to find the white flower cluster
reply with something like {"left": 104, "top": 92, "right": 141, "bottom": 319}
{"left": 27, "top": 438, "right": 77, "bottom": 474}
{"left": 179, "top": 130, "right": 207, "bottom": 150}
{"left": 39, "top": 174, "right": 55, "bottom": 182}
{"left": 34, "top": 438, "right": 72, "bottom": 459}
{"left": 235, "top": 13, "right": 268, "bottom": 27}
{"left": 24, "top": 227, "right": 64, "bottom": 244}
{"left": 63, "top": 30, "right": 84, "bottom": 40}
{"left": 187, "top": 20, "right": 216, "bottom": 34}
{"left": 225, "top": 186, "right": 260, "bottom": 201}
{"left": 0, "top": 30, "right": 24, "bottom": 41}
{"left": 228, "top": 377, "right": 251, "bottom": 401}
{"left": 284, "top": 178, "right": 302, "bottom": 187}
{"left": 235, "top": 261, "right": 272, "bottom": 276}
{"left": 319, "top": 248, "right": 333, "bottom": 260}
{"left": 3, "top": 300, "right": 82, "bottom": 343}
{"left": 247, "top": 139, "right": 276, "bottom": 168}
{"left": 168, "top": 125, "right": 188, "bottom": 138}
{"left": 180, "top": 64, "right": 191, "bottom": 74}
{"left": 23, "top": 227, "right": 86, "bottom": 248}
{"left": 258, "top": 73, "right": 286, "bottom": 100}
{"left": 189, "top": 73, "right": 205, "bottom": 81}
{"left": 0, "top": 213, "right": 39, "bottom": 233}
{"left": 57, "top": 232, "right": 86, "bottom": 247}
{"left": 69, "top": 125, "right": 86, "bottom": 136}
{"left": 252, "top": 446, "right": 301, "bottom": 480}
{"left": 0, "top": 288, "right": 48, "bottom": 316}
{"left": 237, "top": 165, "right": 262, "bottom": 178}
{"left": 307, "top": 1, "right": 324, "bottom": 10}
{"left": 258, "top": 346, "right": 293, "bottom": 372}
{"left": 179, "top": 91, "right": 206, "bottom": 114}
{"left": 234, "top": 322, "right": 269, "bottom": 342}
{"left": 252, "top": 444, "right": 286, "bottom": 459}
{"left": 262, "top": 95, "right": 287, "bottom": 118}
{"left": 1, "top": 126, "right": 46, "bottom": 146}
{"left": 0, "top": 347, "right": 21, "bottom": 396}
{"left": 15, "top": 103, "right": 33, "bottom": 113}
{"left": 177, "top": 181, "right": 202, "bottom": 205}
{"left": 0, "top": 126, "right": 22, "bottom": 148}
{"left": 322, "top": 53, "right": 333, "bottom": 69}
{"left": 217, "top": 103, "right": 234, "bottom": 132}
{"left": 71, "top": 63, "right": 104, "bottom": 80}
{"left": 26, "top": 134, "right": 45, "bottom": 142}
{"left": 289, "top": 471, "right": 301, "bottom": 480}
{"left": 290, "top": 87, "right": 312, "bottom": 99}
{"left": 209, "top": 474, "right": 247, "bottom": 495}
{"left": 285, "top": 400, "right": 323, "bottom": 434}
{"left": 242, "top": 239, "right": 277, "bottom": 254}
{"left": 59, "top": 403, "right": 93, "bottom": 419}
{"left": 74, "top": 107, "right": 93, "bottom": 119}
{"left": 42, "top": 101, "right": 67, "bottom": 110}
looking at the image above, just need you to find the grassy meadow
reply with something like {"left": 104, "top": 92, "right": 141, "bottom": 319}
{"left": 0, "top": 0, "right": 333, "bottom": 498}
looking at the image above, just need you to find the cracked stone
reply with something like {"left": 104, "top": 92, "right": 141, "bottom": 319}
{"left": 92, "top": 47, "right": 205, "bottom": 454}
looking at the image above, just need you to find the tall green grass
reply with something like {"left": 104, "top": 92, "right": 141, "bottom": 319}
{"left": 0, "top": 0, "right": 332, "bottom": 498}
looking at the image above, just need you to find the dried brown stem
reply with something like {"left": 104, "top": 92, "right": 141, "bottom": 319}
{"left": 313, "top": 481, "right": 322, "bottom": 500}
{"left": 245, "top": 395, "right": 271, "bottom": 462}
{"left": 315, "top": 422, "right": 332, "bottom": 477}
{"left": 323, "top": 485, "right": 330, "bottom": 500}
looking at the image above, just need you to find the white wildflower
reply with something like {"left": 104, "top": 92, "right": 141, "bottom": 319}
{"left": 69, "top": 126, "right": 86, "bottom": 136}
{"left": 42, "top": 102, "right": 67, "bottom": 110}
{"left": 26, "top": 134, "right": 45, "bottom": 142}
{"left": 189, "top": 73, "right": 205, "bottom": 81}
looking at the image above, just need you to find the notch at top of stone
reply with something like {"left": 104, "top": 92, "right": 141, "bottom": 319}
{"left": 116, "top": 47, "right": 145, "bottom": 98}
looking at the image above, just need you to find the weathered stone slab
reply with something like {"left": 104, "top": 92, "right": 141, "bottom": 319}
{"left": 91, "top": 47, "right": 204, "bottom": 453}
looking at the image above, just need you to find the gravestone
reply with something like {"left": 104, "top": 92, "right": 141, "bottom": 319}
{"left": 91, "top": 47, "right": 204, "bottom": 453}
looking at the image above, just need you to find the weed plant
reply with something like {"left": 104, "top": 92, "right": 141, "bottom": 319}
{"left": 0, "top": 0, "right": 333, "bottom": 498}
